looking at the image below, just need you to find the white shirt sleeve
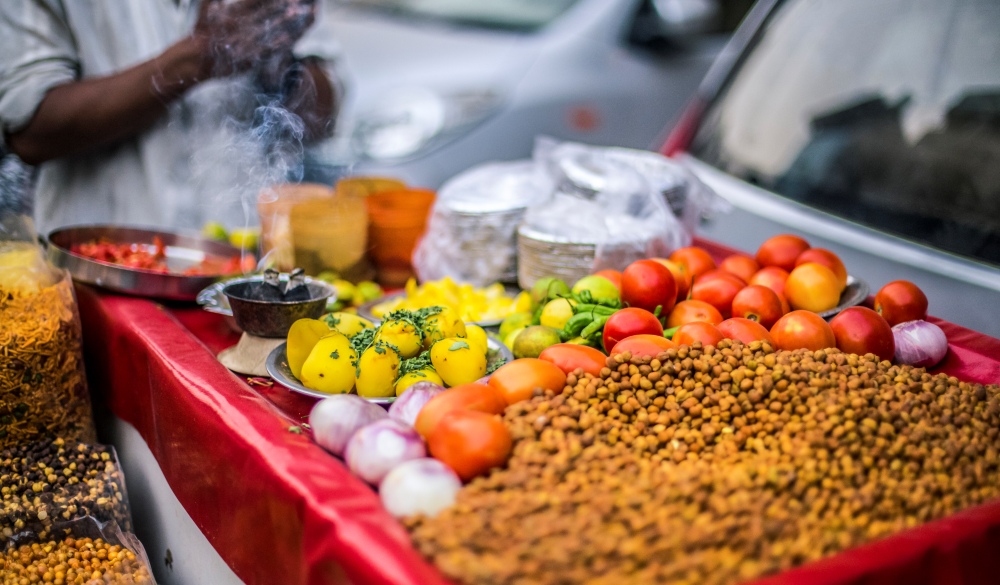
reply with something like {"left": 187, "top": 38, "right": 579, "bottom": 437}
{"left": 0, "top": 0, "right": 79, "bottom": 149}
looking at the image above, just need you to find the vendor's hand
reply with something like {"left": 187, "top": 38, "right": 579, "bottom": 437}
{"left": 193, "top": 0, "right": 316, "bottom": 79}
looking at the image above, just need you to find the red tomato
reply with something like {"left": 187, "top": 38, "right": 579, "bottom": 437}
{"left": 427, "top": 410, "right": 512, "bottom": 482}
{"left": 665, "top": 300, "right": 724, "bottom": 328}
{"left": 829, "top": 306, "right": 895, "bottom": 361}
{"left": 650, "top": 258, "right": 691, "bottom": 302}
{"left": 717, "top": 318, "right": 775, "bottom": 346}
{"left": 749, "top": 266, "right": 789, "bottom": 298}
{"left": 621, "top": 259, "right": 677, "bottom": 315}
{"left": 672, "top": 322, "right": 724, "bottom": 348}
{"left": 874, "top": 280, "right": 928, "bottom": 326}
{"left": 690, "top": 270, "right": 746, "bottom": 319}
{"left": 756, "top": 234, "right": 810, "bottom": 272}
{"left": 602, "top": 308, "right": 664, "bottom": 353}
{"left": 794, "top": 248, "right": 847, "bottom": 291}
{"left": 719, "top": 254, "right": 760, "bottom": 283}
{"left": 593, "top": 269, "right": 622, "bottom": 290}
{"left": 414, "top": 383, "right": 506, "bottom": 439}
{"left": 731, "top": 285, "right": 785, "bottom": 329}
{"left": 784, "top": 263, "right": 841, "bottom": 313}
{"left": 610, "top": 334, "right": 676, "bottom": 359}
{"left": 770, "top": 310, "right": 836, "bottom": 351}
{"left": 488, "top": 358, "right": 567, "bottom": 405}
{"left": 538, "top": 344, "right": 608, "bottom": 377}
{"left": 668, "top": 246, "right": 717, "bottom": 279}
{"left": 776, "top": 292, "right": 791, "bottom": 315}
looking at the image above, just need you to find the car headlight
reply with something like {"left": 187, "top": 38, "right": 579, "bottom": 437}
{"left": 351, "top": 87, "right": 504, "bottom": 161}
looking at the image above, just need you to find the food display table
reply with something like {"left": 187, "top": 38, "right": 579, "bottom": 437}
{"left": 75, "top": 238, "right": 1000, "bottom": 585}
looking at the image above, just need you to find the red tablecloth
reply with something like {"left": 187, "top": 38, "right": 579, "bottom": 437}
{"left": 76, "top": 251, "right": 1000, "bottom": 585}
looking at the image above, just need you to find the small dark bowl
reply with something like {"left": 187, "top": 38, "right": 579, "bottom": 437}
{"left": 222, "top": 277, "right": 335, "bottom": 338}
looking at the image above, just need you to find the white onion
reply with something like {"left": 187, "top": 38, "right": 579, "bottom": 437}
{"left": 893, "top": 320, "right": 949, "bottom": 368}
{"left": 388, "top": 381, "right": 445, "bottom": 426}
{"left": 345, "top": 418, "right": 426, "bottom": 484}
{"left": 309, "top": 394, "right": 388, "bottom": 457}
{"left": 379, "top": 458, "right": 462, "bottom": 518}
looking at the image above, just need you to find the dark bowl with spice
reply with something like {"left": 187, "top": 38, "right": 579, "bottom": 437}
{"left": 222, "top": 275, "right": 335, "bottom": 338}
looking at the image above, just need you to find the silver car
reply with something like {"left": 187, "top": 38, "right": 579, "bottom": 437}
{"left": 666, "top": 0, "right": 1000, "bottom": 337}
{"left": 311, "top": 0, "right": 729, "bottom": 188}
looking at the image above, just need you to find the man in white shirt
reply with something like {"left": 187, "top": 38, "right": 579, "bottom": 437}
{"left": 0, "top": 0, "right": 339, "bottom": 234}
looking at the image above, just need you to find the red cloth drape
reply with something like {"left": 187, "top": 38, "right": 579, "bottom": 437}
{"left": 75, "top": 241, "right": 1000, "bottom": 584}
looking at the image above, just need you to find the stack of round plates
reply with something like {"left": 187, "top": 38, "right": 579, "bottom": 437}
{"left": 516, "top": 226, "right": 597, "bottom": 290}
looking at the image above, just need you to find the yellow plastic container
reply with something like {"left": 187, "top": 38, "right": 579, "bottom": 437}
{"left": 290, "top": 194, "right": 370, "bottom": 278}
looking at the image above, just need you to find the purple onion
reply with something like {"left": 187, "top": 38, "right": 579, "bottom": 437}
{"left": 309, "top": 394, "right": 388, "bottom": 457}
{"left": 388, "top": 381, "right": 445, "bottom": 426}
{"left": 893, "top": 320, "right": 949, "bottom": 368}
{"left": 379, "top": 458, "right": 462, "bottom": 518}
{"left": 345, "top": 418, "right": 426, "bottom": 484}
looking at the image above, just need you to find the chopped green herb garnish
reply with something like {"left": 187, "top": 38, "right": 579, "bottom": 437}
{"left": 398, "top": 350, "right": 434, "bottom": 377}
{"left": 486, "top": 356, "right": 507, "bottom": 375}
{"left": 384, "top": 306, "right": 445, "bottom": 340}
{"left": 350, "top": 327, "right": 378, "bottom": 356}
{"left": 449, "top": 340, "right": 470, "bottom": 351}
{"left": 288, "top": 425, "right": 303, "bottom": 434}
{"left": 330, "top": 350, "right": 340, "bottom": 359}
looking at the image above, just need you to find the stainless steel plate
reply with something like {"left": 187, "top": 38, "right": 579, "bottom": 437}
{"left": 47, "top": 225, "right": 246, "bottom": 301}
{"left": 265, "top": 336, "right": 514, "bottom": 403}
{"left": 357, "top": 290, "right": 518, "bottom": 329}
{"left": 818, "top": 275, "right": 870, "bottom": 319}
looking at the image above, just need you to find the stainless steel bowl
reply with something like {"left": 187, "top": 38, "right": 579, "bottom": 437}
{"left": 222, "top": 276, "right": 335, "bottom": 338}
{"left": 46, "top": 224, "right": 245, "bottom": 301}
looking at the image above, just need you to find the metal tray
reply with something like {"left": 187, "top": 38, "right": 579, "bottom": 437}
{"left": 818, "top": 275, "right": 870, "bottom": 319}
{"left": 265, "top": 335, "right": 514, "bottom": 404}
{"left": 357, "top": 290, "right": 518, "bottom": 329}
{"left": 47, "top": 225, "right": 246, "bottom": 301}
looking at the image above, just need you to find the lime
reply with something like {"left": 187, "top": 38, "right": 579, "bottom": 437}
{"left": 503, "top": 327, "right": 526, "bottom": 351}
{"left": 540, "top": 298, "right": 576, "bottom": 330}
{"left": 512, "top": 325, "right": 562, "bottom": 359}
{"left": 332, "top": 279, "right": 356, "bottom": 302}
{"left": 202, "top": 221, "right": 229, "bottom": 242}
{"left": 229, "top": 227, "right": 260, "bottom": 251}
{"left": 571, "top": 275, "right": 619, "bottom": 302}
{"left": 356, "top": 281, "right": 383, "bottom": 302}
{"left": 530, "top": 277, "right": 570, "bottom": 308}
{"left": 499, "top": 312, "right": 532, "bottom": 341}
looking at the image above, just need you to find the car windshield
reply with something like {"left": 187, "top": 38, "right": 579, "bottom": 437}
{"left": 342, "top": 0, "right": 580, "bottom": 31}
{"left": 690, "top": 0, "right": 1000, "bottom": 267}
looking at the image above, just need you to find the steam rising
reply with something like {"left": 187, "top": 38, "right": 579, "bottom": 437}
{"left": 181, "top": 73, "right": 309, "bottom": 243}
{"left": 0, "top": 154, "right": 32, "bottom": 218}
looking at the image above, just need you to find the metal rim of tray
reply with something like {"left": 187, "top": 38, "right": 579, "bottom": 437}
{"left": 46, "top": 224, "right": 246, "bottom": 301}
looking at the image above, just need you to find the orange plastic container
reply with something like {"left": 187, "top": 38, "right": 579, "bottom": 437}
{"left": 366, "top": 188, "right": 435, "bottom": 286}
{"left": 336, "top": 176, "right": 407, "bottom": 199}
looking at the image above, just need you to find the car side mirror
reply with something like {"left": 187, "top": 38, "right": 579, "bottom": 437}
{"left": 652, "top": 0, "right": 720, "bottom": 39}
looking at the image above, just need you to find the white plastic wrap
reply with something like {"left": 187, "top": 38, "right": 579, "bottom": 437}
{"left": 414, "top": 138, "right": 724, "bottom": 286}
{"left": 412, "top": 160, "right": 552, "bottom": 285}
{"left": 605, "top": 146, "right": 731, "bottom": 236}
{"left": 526, "top": 139, "right": 684, "bottom": 272}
